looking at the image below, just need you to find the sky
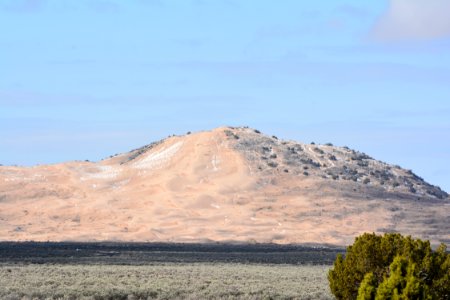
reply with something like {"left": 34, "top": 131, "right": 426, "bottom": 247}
{"left": 1, "top": 0, "right": 450, "bottom": 192}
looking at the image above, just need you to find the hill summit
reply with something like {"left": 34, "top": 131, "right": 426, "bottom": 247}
{"left": 0, "top": 127, "right": 448, "bottom": 245}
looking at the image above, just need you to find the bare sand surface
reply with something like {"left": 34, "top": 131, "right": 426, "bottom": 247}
{"left": 1, "top": 127, "right": 448, "bottom": 246}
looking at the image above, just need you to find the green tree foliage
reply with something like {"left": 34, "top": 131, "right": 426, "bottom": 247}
{"left": 357, "top": 272, "right": 377, "bottom": 300}
{"left": 328, "top": 233, "right": 450, "bottom": 300}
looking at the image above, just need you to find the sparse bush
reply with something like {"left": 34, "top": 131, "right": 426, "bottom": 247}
{"left": 363, "top": 178, "right": 370, "bottom": 184}
{"left": 426, "top": 188, "right": 448, "bottom": 199}
{"left": 313, "top": 147, "right": 325, "bottom": 155}
{"left": 303, "top": 171, "right": 309, "bottom": 176}
{"left": 325, "top": 143, "right": 333, "bottom": 146}
{"left": 267, "top": 161, "right": 278, "bottom": 168}
{"left": 351, "top": 152, "right": 372, "bottom": 161}
{"left": 357, "top": 161, "right": 369, "bottom": 167}
{"left": 328, "top": 233, "right": 450, "bottom": 300}
{"left": 0, "top": 264, "right": 333, "bottom": 300}
{"left": 224, "top": 130, "right": 239, "bottom": 139}
{"left": 301, "top": 158, "right": 321, "bottom": 168}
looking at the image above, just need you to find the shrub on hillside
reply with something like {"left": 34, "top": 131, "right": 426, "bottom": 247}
{"left": 267, "top": 161, "right": 278, "bottom": 168}
{"left": 328, "top": 233, "right": 450, "bottom": 300}
{"left": 313, "top": 147, "right": 325, "bottom": 155}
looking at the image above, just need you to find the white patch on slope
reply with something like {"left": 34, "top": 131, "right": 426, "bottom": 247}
{"left": 133, "top": 141, "right": 183, "bottom": 170}
{"left": 211, "top": 154, "right": 220, "bottom": 171}
{"left": 81, "top": 165, "right": 122, "bottom": 180}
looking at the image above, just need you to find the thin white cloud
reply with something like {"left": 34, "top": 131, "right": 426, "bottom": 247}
{"left": 373, "top": 0, "right": 450, "bottom": 41}
{"left": 0, "top": 0, "right": 45, "bottom": 12}
{"left": 0, "top": 0, "right": 124, "bottom": 13}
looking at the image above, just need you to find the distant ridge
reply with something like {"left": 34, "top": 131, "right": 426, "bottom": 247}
{"left": 0, "top": 127, "right": 448, "bottom": 246}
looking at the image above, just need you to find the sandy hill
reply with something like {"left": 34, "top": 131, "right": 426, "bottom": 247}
{"left": 0, "top": 127, "right": 449, "bottom": 246}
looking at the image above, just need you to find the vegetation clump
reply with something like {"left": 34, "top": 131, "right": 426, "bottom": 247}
{"left": 313, "top": 147, "right": 325, "bottom": 155}
{"left": 328, "top": 233, "right": 450, "bottom": 300}
{"left": 0, "top": 263, "right": 332, "bottom": 300}
{"left": 267, "top": 161, "right": 278, "bottom": 168}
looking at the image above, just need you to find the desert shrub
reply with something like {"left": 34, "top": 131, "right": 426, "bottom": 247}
{"left": 328, "top": 233, "right": 450, "bottom": 300}
{"left": 224, "top": 130, "right": 233, "bottom": 136}
{"left": 224, "top": 130, "right": 239, "bottom": 139}
{"left": 267, "top": 161, "right": 278, "bottom": 168}
{"left": 351, "top": 152, "right": 372, "bottom": 161}
{"left": 262, "top": 146, "right": 271, "bottom": 152}
{"left": 0, "top": 264, "right": 333, "bottom": 300}
{"left": 301, "top": 158, "right": 321, "bottom": 168}
{"left": 357, "top": 161, "right": 369, "bottom": 167}
{"left": 313, "top": 147, "right": 325, "bottom": 155}
{"left": 426, "top": 188, "right": 448, "bottom": 200}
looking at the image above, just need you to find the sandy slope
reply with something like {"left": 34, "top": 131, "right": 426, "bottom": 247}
{"left": 0, "top": 127, "right": 449, "bottom": 246}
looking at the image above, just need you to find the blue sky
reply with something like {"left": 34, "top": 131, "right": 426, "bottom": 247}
{"left": 1, "top": 0, "right": 450, "bottom": 192}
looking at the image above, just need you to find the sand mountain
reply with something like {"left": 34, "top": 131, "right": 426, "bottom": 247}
{"left": 1, "top": 127, "right": 449, "bottom": 246}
